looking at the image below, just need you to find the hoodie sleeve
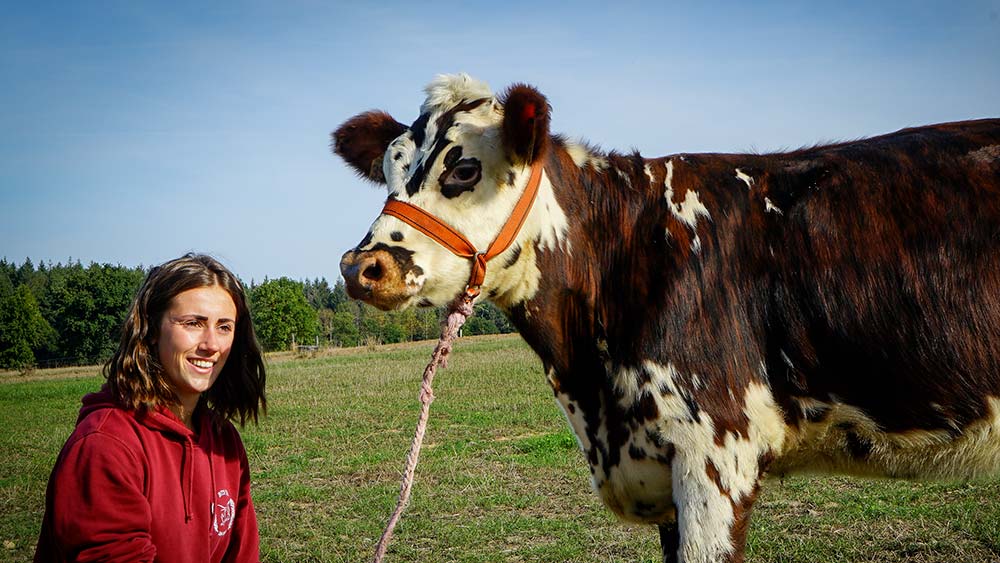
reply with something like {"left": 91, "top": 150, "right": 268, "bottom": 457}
{"left": 43, "top": 432, "right": 157, "bottom": 562}
{"left": 221, "top": 431, "right": 260, "bottom": 563}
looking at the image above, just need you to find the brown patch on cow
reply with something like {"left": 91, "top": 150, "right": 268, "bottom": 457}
{"left": 728, "top": 484, "right": 762, "bottom": 563}
{"left": 705, "top": 459, "right": 729, "bottom": 498}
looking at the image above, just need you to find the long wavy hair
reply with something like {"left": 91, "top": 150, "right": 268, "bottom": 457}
{"left": 104, "top": 253, "right": 266, "bottom": 426}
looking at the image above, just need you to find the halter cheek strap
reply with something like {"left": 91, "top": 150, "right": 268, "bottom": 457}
{"left": 380, "top": 160, "right": 544, "bottom": 300}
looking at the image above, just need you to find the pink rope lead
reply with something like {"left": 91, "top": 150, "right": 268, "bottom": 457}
{"left": 371, "top": 294, "right": 475, "bottom": 563}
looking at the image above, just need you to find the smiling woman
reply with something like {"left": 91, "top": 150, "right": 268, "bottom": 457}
{"left": 33, "top": 253, "right": 267, "bottom": 563}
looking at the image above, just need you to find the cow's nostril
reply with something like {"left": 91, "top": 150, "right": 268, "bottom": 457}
{"left": 362, "top": 261, "right": 383, "bottom": 282}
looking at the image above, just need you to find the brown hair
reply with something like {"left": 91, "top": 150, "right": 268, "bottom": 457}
{"left": 104, "top": 253, "right": 266, "bottom": 426}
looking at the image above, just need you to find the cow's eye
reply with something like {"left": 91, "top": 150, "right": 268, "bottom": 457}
{"left": 442, "top": 160, "right": 482, "bottom": 189}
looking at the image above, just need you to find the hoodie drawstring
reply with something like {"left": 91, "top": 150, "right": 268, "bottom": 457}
{"left": 207, "top": 425, "right": 218, "bottom": 533}
{"left": 182, "top": 436, "right": 195, "bottom": 522}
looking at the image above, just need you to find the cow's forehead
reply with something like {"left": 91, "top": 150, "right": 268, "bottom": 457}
{"left": 410, "top": 75, "right": 499, "bottom": 149}
{"left": 384, "top": 75, "right": 502, "bottom": 198}
{"left": 419, "top": 73, "right": 495, "bottom": 116}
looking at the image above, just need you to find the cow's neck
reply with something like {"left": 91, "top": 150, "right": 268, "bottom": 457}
{"left": 507, "top": 141, "right": 703, "bottom": 377}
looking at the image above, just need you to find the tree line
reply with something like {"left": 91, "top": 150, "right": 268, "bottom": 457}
{"left": 0, "top": 258, "right": 515, "bottom": 370}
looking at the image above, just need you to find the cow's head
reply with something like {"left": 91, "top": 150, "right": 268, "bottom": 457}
{"left": 334, "top": 74, "right": 564, "bottom": 310}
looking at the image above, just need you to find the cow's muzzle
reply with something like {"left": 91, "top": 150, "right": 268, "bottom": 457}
{"left": 339, "top": 248, "right": 409, "bottom": 310}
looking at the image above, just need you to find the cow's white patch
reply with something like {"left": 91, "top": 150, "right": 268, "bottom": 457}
{"left": 404, "top": 269, "right": 426, "bottom": 289}
{"left": 421, "top": 73, "right": 493, "bottom": 115}
{"left": 775, "top": 396, "right": 1000, "bottom": 481}
{"left": 641, "top": 363, "right": 785, "bottom": 562}
{"left": 564, "top": 141, "right": 609, "bottom": 170}
{"left": 490, "top": 170, "right": 571, "bottom": 307}
{"left": 615, "top": 167, "right": 633, "bottom": 188}
{"left": 556, "top": 397, "right": 591, "bottom": 453}
{"left": 663, "top": 160, "right": 711, "bottom": 238}
{"left": 764, "top": 197, "right": 782, "bottom": 215}
{"left": 490, "top": 241, "right": 541, "bottom": 308}
{"left": 966, "top": 144, "right": 1000, "bottom": 164}
{"left": 735, "top": 168, "right": 754, "bottom": 189}
{"left": 674, "top": 190, "right": 711, "bottom": 228}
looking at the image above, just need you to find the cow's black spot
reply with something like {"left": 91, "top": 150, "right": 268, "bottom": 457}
{"left": 805, "top": 403, "right": 832, "bottom": 423}
{"left": 390, "top": 231, "right": 404, "bottom": 242}
{"left": 633, "top": 502, "right": 659, "bottom": 517}
{"left": 837, "top": 423, "right": 873, "bottom": 459}
{"left": 504, "top": 245, "right": 523, "bottom": 269}
{"left": 405, "top": 99, "right": 488, "bottom": 196}
{"left": 369, "top": 243, "right": 417, "bottom": 279}
{"left": 410, "top": 113, "right": 430, "bottom": 148}
{"left": 681, "top": 392, "right": 701, "bottom": 423}
{"left": 440, "top": 157, "right": 481, "bottom": 199}
{"left": 629, "top": 444, "right": 648, "bottom": 460}
{"left": 357, "top": 232, "right": 373, "bottom": 250}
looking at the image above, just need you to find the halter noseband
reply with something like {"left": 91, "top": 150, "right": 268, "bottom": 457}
{"left": 380, "top": 160, "right": 544, "bottom": 301}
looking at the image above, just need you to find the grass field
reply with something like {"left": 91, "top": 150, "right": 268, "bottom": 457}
{"left": 2, "top": 334, "right": 999, "bottom": 562}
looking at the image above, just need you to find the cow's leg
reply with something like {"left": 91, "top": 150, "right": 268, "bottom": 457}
{"left": 659, "top": 521, "right": 680, "bottom": 563}
{"left": 670, "top": 457, "right": 763, "bottom": 563}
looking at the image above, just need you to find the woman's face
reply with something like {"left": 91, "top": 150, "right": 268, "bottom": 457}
{"left": 156, "top": 285, "right": 237, "bottom": 410}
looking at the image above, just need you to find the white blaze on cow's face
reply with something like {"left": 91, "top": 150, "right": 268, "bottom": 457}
{"left": 334, "top": 74, "right": 565, "bottom": 310}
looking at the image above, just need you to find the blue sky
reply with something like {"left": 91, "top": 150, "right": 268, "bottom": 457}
{"left": 2, "top": 1, "right": 998, "bottom": 283}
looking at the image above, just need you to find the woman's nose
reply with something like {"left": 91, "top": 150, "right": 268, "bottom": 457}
{"left": 200, "top": 328, "right": 221, "bottom": 353}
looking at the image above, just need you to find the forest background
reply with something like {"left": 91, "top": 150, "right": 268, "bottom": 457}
{"left": 0, "top": 258, "right": 513, "bottom": 370}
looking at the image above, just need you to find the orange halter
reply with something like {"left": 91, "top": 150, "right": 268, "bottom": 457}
{"left": 380, "top": 160, "right": 544, "bottom": 300}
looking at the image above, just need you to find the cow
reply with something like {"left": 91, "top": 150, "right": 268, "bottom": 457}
{"left": 332, "top": 73, "right": 1000, "bottom": 563}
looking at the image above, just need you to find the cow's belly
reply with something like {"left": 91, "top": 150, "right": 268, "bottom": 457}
{"left": 773, "top": 397, "right": 1000, "bottom": 480}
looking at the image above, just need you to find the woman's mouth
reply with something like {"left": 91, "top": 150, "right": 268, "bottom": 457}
{"left": 189, "top": 358, "right": 215, "bottom": 371}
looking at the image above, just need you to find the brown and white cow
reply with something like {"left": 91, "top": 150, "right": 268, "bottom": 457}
{"left": 333, "top": 74, "right": 1000, "bottom": 563}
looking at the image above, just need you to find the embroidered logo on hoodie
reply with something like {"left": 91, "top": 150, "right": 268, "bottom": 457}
{"left": 214, "top": 489, "right": 236, "bottom": 536}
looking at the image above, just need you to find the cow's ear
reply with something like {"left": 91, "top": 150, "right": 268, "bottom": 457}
{"left": 332, "top": 111, "right": 407, "bottom": 184}
{"left": 501, "top": 84, "right": 551, "bottom": 165}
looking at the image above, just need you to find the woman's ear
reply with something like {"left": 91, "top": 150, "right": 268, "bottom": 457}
{"left": 501, "top": 84, "right": 551, "bottom": 165}
{"left": 331, "top": 111, "right": 407, "bottom": 184}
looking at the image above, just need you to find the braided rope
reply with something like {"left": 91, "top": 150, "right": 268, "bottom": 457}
{"left": 371, "top": 294, "right": 475, "bottom": 563}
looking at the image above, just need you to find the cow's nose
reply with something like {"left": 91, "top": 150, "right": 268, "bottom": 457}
{"left": 340, "top": 248, "right": 400, "bottom": 301}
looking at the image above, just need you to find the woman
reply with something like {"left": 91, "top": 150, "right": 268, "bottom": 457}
{"left": 35, "top": 253, "right": 267, "bottom": 562}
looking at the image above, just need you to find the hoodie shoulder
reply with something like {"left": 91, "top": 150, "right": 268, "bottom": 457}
{"left": 70, "top": 405, "right": 142, "bottom": 449}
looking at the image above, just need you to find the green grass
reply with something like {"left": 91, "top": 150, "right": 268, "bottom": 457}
{"left": 2, "top": 334, "right": 999, "bottom": 562}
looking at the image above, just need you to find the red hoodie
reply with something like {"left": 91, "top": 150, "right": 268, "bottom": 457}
{"left": 34, "top": 390, "right": 260, "bottom": 562}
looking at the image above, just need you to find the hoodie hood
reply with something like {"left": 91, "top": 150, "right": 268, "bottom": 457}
{"left": 78, "top": 388, "right": 196, "bottom": 439}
